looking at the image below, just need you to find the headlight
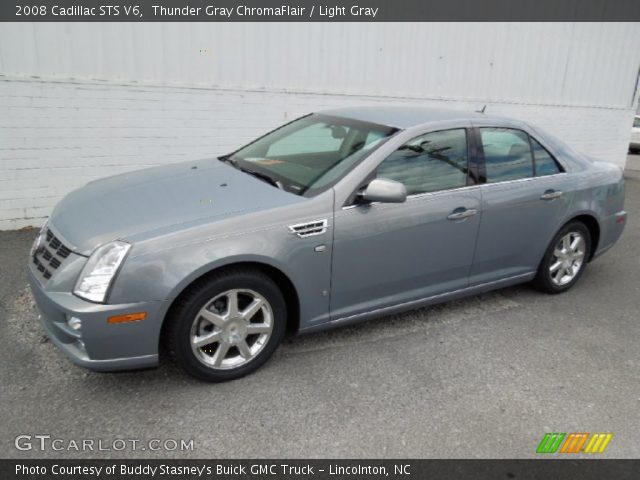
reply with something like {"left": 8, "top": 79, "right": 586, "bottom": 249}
{"left": 73, "top": 240, "right": 131, "bottom": 303}
{"left": 30, "top": 220, "right": 48, "bottom": 256}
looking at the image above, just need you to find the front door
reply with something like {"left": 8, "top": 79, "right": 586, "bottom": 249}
{"left": 330, "top": 128, "right": 482, "bottom": 321}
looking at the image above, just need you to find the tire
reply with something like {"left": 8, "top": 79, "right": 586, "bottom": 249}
{"left": 165, "top": 268, "right": 286, "bottom": 382}
{"left": 533, "top": 221, "right": 591, "bottom": 294}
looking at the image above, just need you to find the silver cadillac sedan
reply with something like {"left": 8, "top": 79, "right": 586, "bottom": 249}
{"left": 29, "top": 107, "right": 627, "bottom": 381}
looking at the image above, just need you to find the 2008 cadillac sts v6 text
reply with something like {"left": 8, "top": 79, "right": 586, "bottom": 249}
{"left": 29, "top": 107, "right": 627, "bottom": 381}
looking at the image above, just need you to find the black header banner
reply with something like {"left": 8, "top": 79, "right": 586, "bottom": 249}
{"left": 2, "top": 0, "right": 640, "bottom": 22}
{"left": 3, "top": 459, "right": 640, "bottom": 480}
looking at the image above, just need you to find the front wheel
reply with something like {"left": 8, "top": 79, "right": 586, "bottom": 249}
{"left": 166, "top": 269, "right": 287, "bottom": 382}
{"left": 533, "top": 221, "right": 591, "bottom": 294}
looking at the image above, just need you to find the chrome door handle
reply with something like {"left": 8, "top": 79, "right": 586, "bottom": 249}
{"left": 447, "top": 208, "right": 478, "bottom": 220}
{"left": 540, "top": 190, "right": 563, "bottom": 200}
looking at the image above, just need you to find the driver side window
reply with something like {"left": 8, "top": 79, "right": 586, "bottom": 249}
{"left": 376, "top": 129, "right": 469, "bottom": 196}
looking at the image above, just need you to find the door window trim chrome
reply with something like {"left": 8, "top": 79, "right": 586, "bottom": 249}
{"left": 478, "top": 171, "right": 568, "bottom": 189}
{"left": 341, "top": 184, "right": 482, "bottom": 210}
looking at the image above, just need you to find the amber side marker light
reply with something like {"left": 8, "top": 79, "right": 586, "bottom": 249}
{"left": 108, "top": 312, "right": 148, "bottom": 324}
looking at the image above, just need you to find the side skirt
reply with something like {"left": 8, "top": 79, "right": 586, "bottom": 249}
{"left": 298, "top": 272, "right": 535, "bottom": 334}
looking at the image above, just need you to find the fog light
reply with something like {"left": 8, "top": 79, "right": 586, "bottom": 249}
{"left": 67, "top": 317, "right": 82, "bottom": 331}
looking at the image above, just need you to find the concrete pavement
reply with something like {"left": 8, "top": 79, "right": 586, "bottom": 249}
{"left": 1, "top": 155, "right": 639, "bottom": 459}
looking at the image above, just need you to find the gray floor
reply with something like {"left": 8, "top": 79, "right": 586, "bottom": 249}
{"left": 1, "top": 155, "right": 639, "bottom": 459}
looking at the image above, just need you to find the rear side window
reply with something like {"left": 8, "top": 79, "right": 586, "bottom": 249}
{"left": 531, "top": 138, "right": 561, "bottom": 176}
{"left": 480, "top": 128, "right": 533, "bottom": 182}
{"left": 634, "top": 117, "right": 640, "bottom": 128}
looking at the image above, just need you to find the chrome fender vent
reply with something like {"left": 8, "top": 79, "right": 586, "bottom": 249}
{"left": 288, "top": 219, "right": 328, "bottom": 238}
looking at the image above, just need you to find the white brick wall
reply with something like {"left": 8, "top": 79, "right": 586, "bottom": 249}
{"left": 2, "top": 22, "right": 639, "bottom": 230}
{"left": 0, "top": 77, "right": 636, "bottom": 230}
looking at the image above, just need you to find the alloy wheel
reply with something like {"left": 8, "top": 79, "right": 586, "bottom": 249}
{"left": 549, "top": 231, "right": 586, "bottom": 286}
{"left": 189, "top": 289, "right": 273, "bottom": 370}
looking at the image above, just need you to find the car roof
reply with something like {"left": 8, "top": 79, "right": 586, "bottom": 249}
{"left": 319, "top": 105, "right": 507, "bottom": 129}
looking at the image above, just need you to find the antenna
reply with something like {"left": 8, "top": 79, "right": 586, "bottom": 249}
{"left": 476, "top": 105, "right": 487, "bottom": 114}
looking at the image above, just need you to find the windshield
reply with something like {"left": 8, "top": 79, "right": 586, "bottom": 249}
{"left": 225, "top": 114, "right": 398, "bottom": 196}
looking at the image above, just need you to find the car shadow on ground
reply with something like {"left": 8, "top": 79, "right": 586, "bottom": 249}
{"left": 6, "top": 278, "right": 530, "bottom": 390}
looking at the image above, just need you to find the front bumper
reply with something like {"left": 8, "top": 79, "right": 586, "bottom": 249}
{"left": 29, "top": 269, "right": 167, "bottom": 372}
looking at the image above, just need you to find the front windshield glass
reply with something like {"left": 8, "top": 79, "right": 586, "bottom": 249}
{"left": 227, "top": 114, "right": 398, "bottom": 196}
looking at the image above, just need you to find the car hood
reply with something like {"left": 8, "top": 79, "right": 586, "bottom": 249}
{"left": 50, "top": 159, "right": 301, "bottom": 255}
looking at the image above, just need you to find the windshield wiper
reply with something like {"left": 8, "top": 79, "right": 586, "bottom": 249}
{"left": 219, "top": 155, "right": 281, "bottom": 189}
{"left": 239, "top": 167, "right": 282, "bottom": 189}
{"left": 218, "top": 154, "right": 237, "bottom": 165}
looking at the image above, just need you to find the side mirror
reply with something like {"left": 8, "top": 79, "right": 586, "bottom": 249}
{"left": 359, "top": 178, "right": 407, "bottom": 204}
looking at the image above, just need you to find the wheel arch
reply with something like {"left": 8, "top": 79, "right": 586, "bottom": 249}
{"left": 562, "top": 213, "right": 601, "bottom": 261}
{"left": 160, "top": 259, "right": 301, "bottom": 351}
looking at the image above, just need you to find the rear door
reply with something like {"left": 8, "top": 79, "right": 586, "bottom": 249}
{"left": 469, "top": 126, "right": 571, "bottom": 285}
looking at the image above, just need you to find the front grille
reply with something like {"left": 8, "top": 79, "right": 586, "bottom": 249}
{"left": 32, "top": 228, "right": 73, "bottom": 282}
{"left": 33, "top": 255, "right": 52, "bottom": 279}
{"left": 45, "top": 229, "right": 72, "bottom": 258}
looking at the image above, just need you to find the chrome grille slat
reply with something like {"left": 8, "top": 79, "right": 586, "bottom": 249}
{"left": 32, "top": 228, "right": 73, "bottom": 282}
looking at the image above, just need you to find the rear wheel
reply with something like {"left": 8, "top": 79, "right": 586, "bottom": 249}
{"left": 533, "top": 221, "right": 591, "bottom": 294}
{"left": 166, "top": 269, "right": 286, "bottom": 382}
